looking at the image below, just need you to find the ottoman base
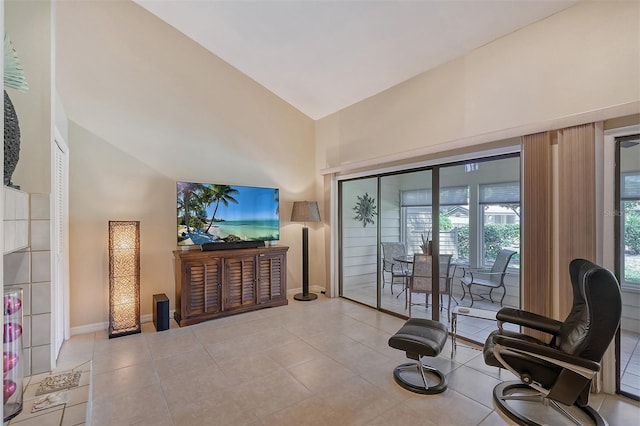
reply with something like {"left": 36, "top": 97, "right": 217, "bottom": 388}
{"left": 393, "top": 360, "right": 447, "bottom": 394}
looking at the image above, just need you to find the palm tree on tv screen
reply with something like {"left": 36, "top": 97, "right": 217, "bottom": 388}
{"left": 177, "top": 182, "right": 207, "bottom": 233}
{"left": 204, "top": 185, "right": 240, "bottom": 234}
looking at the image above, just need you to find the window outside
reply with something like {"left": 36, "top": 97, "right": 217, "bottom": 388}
{"left": 620, "top": 141, "right": 640, "bottom": 288}
{"left": 479, "top": 182, "right": 520, "bottom": 268}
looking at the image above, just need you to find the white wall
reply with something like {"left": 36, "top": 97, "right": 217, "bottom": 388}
{"left": 4, "top": 0, "right": 55, "bottom": 375}
{"left": 5, "top": 0, "right": 51, "bottom": 194}
{"left": 67, "top": 122, "right": 176, "bottom": 329}
{"left": 318, "top": 0, "right": 639, "bottom": 308}
{"left": 55, "top": 1, "right": 317, "bottom": 330}
{"left": 316, "top": 1, "right": 639, "bottom": 170}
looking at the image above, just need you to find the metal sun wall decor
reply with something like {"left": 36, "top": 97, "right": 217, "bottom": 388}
{"left": 353, "top": 192, "right": 377, "bottom": 227}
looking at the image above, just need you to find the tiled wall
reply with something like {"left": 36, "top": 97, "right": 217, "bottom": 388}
{"left": 3, "top": 193, "right": 52, "bottom": 376}
{"left": 4, "top": 187, "right": 29, "bottom": 253}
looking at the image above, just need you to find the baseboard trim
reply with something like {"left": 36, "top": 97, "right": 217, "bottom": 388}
{"left": 70, "top": 322, "right": 107, "bottom": 336}
{"left": 70, "top": 311, "right": 176, "bottom": 336}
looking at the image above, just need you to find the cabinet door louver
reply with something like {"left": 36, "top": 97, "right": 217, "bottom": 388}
{"left": 259, "top": 255, "right": 283, "bottom": 302}
{"left": 185, "top": 260, "right": 221, "bottom": 316}
{"left": 225, "top": 257, "right": 256, "bottom": 309}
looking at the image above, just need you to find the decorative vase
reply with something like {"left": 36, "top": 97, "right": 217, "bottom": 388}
{"left": 3, "top": 323, "right": 22, "bottom": 343}
{"left": 4, "top": 90, "right": 21, "bottom": 189}
{"left": 3, "top": 379, "right": 16, "bottom": 404}
{"left": 3, "top": 289, "right": 23, "bottom": 421}
{"left": 3, "top": 295, "right": 22, "bottom": 315}
{"left": 3, "top": 352, "right": 19, "bottom": 376}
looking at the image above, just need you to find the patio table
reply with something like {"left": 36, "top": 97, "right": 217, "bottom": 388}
{"left": 450, "top": 305, "right": 497, "bottom": 357}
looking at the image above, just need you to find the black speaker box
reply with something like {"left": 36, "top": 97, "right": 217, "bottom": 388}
{"left": 153, "top": 293, "right": 170, "bottom": 332}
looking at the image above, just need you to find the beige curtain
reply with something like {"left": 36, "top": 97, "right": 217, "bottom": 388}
{"left": 558, "top": 123, "right": 604, "bottom": 392}
{"left": 557, "top": 123, "right": 597, "bottom": 319}
{"left": 523, "top": 123, "right": 606, "bottom": 392}
{"left": 521, "top": 131, "right": 554, "bottom": 341}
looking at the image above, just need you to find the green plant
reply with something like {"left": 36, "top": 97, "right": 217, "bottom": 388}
{"left": 455, "top": 225, "right": 470, "bottom": 259}
{"left": 420, "top": 231, "right": 431, "bottom": 253}
{"left": 483, "top": 223, "right": 520, "bottom": 261}
{"left": 624, "top": 202, "right": 640, "bottom": 255}
{"left": 625, "top": 267, "right": 640, "bottom": 283}
{"left": 453, "top": 223, "right": 520, "bottom": 262}
{"left": 4, "top": 32, "right": 28, "bottom": 91}
{"left": 439, "top": 211, "right": 453, "bottom": 231}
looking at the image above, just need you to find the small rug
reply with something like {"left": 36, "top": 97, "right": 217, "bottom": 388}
{"left": 35, "top": 371, "right": 82, "bottom": 396}
{"left": 31, "top": 391, "right": 69, "bottom": 413}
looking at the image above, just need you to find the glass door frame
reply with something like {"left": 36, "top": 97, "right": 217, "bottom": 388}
{"left": 614, "top": 133, "right": 640, "bottom": 401}
{"left": 338, "top": 166, "right": 443, "bottom": 319}
{"left": 336, "top": 152, "right": 521, "bottom": 325}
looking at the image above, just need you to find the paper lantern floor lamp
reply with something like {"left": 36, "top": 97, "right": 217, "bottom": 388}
{"left": 108, "top": 221, "right": 141, "bottom": 338}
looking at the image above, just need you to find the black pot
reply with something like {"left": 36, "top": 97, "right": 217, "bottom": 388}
{"left": 4, "top": 90, "right": 21, "bottom": 189}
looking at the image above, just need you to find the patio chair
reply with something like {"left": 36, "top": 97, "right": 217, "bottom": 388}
{"left": 460, "top": 249, "right": 516, "bottom": 307}
{"left": 381, "top": 242, "right": 409, "bottom": 294}
{"left": 408, "top": 254, "right": 453, "bottom": 320}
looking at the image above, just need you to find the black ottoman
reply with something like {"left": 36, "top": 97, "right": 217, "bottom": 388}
{"left": 388, "top": 318, "right": 448, "bottom": 394}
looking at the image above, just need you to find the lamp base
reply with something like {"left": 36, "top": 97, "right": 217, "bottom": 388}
{"left": 294, "top": 292, "right": 318, "bottom": 301}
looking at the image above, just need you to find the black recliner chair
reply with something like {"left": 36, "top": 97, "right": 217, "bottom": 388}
{"left": 484, "top": 259, "right": 621, "bottom": 426}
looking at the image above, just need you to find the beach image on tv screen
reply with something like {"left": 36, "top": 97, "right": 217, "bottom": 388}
{"left": 177, "top": 182, "right": 280, "bottom": 246}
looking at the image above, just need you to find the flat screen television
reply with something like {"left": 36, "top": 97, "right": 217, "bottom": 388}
{"left": 177, "top": 182, "right": 279, "bottom": 246}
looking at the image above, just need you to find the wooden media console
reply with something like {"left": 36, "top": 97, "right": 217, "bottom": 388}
{"left": 173, "top": 246, "right": 288, "bottom": 326}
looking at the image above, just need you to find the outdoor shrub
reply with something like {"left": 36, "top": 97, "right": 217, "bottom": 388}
{"left": 484, "top": 224, "right": 520, "bottom": 261}
{"left": 454, "top": 224, "right": 520, "bottom": 262}
{"left": 455, "top": 225, "right": 469, "bottom": 259}
{"left": 624, "top": 208, "right": 640, "bottom": 255}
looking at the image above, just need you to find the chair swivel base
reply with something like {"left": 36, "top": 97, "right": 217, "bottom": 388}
{"left": 393, "top": 361, "right": 447, "bottom": 395}
{"left": 493, "top": 381, "right": 608, "bottom": 426}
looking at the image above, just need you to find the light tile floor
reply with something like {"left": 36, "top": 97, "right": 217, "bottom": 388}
{"left": 4, "top": 361, "right": 91, "bottom": 426}
{"left": 621, "top": 330, "right": 640, "bottom": 397}
{"left": 344, "top": 279, "right": 640, "bottom": 400}
{"left": 54, "top": 296, "right": 639, "bottom": 426}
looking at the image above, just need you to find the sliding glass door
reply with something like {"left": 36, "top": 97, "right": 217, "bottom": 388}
{"left": 440, "top": 157, "right": 520, "bottom": 344}
{"left": 340, "top": 178, "right": 379, "bottom": 307}
{"left": 338, "top": 154, "right": 521, "bottom": 341}
{"left": 380, "top": 170, "right": 432, "bottom": 316}
{"left": 616, "top": 134, "right": 640, "bottom": 400}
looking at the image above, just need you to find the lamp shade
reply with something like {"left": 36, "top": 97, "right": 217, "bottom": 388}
{"left": 291, "top": 201, "right": 321, "bottom": 223}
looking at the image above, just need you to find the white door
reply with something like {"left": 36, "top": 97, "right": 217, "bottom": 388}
{"left": 52, "top": 132, "right": 70, "bottom": 362}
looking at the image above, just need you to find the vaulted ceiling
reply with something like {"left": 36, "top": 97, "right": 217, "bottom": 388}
{"left": 135, "top": 0, "right": 579, "bottom": 119}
